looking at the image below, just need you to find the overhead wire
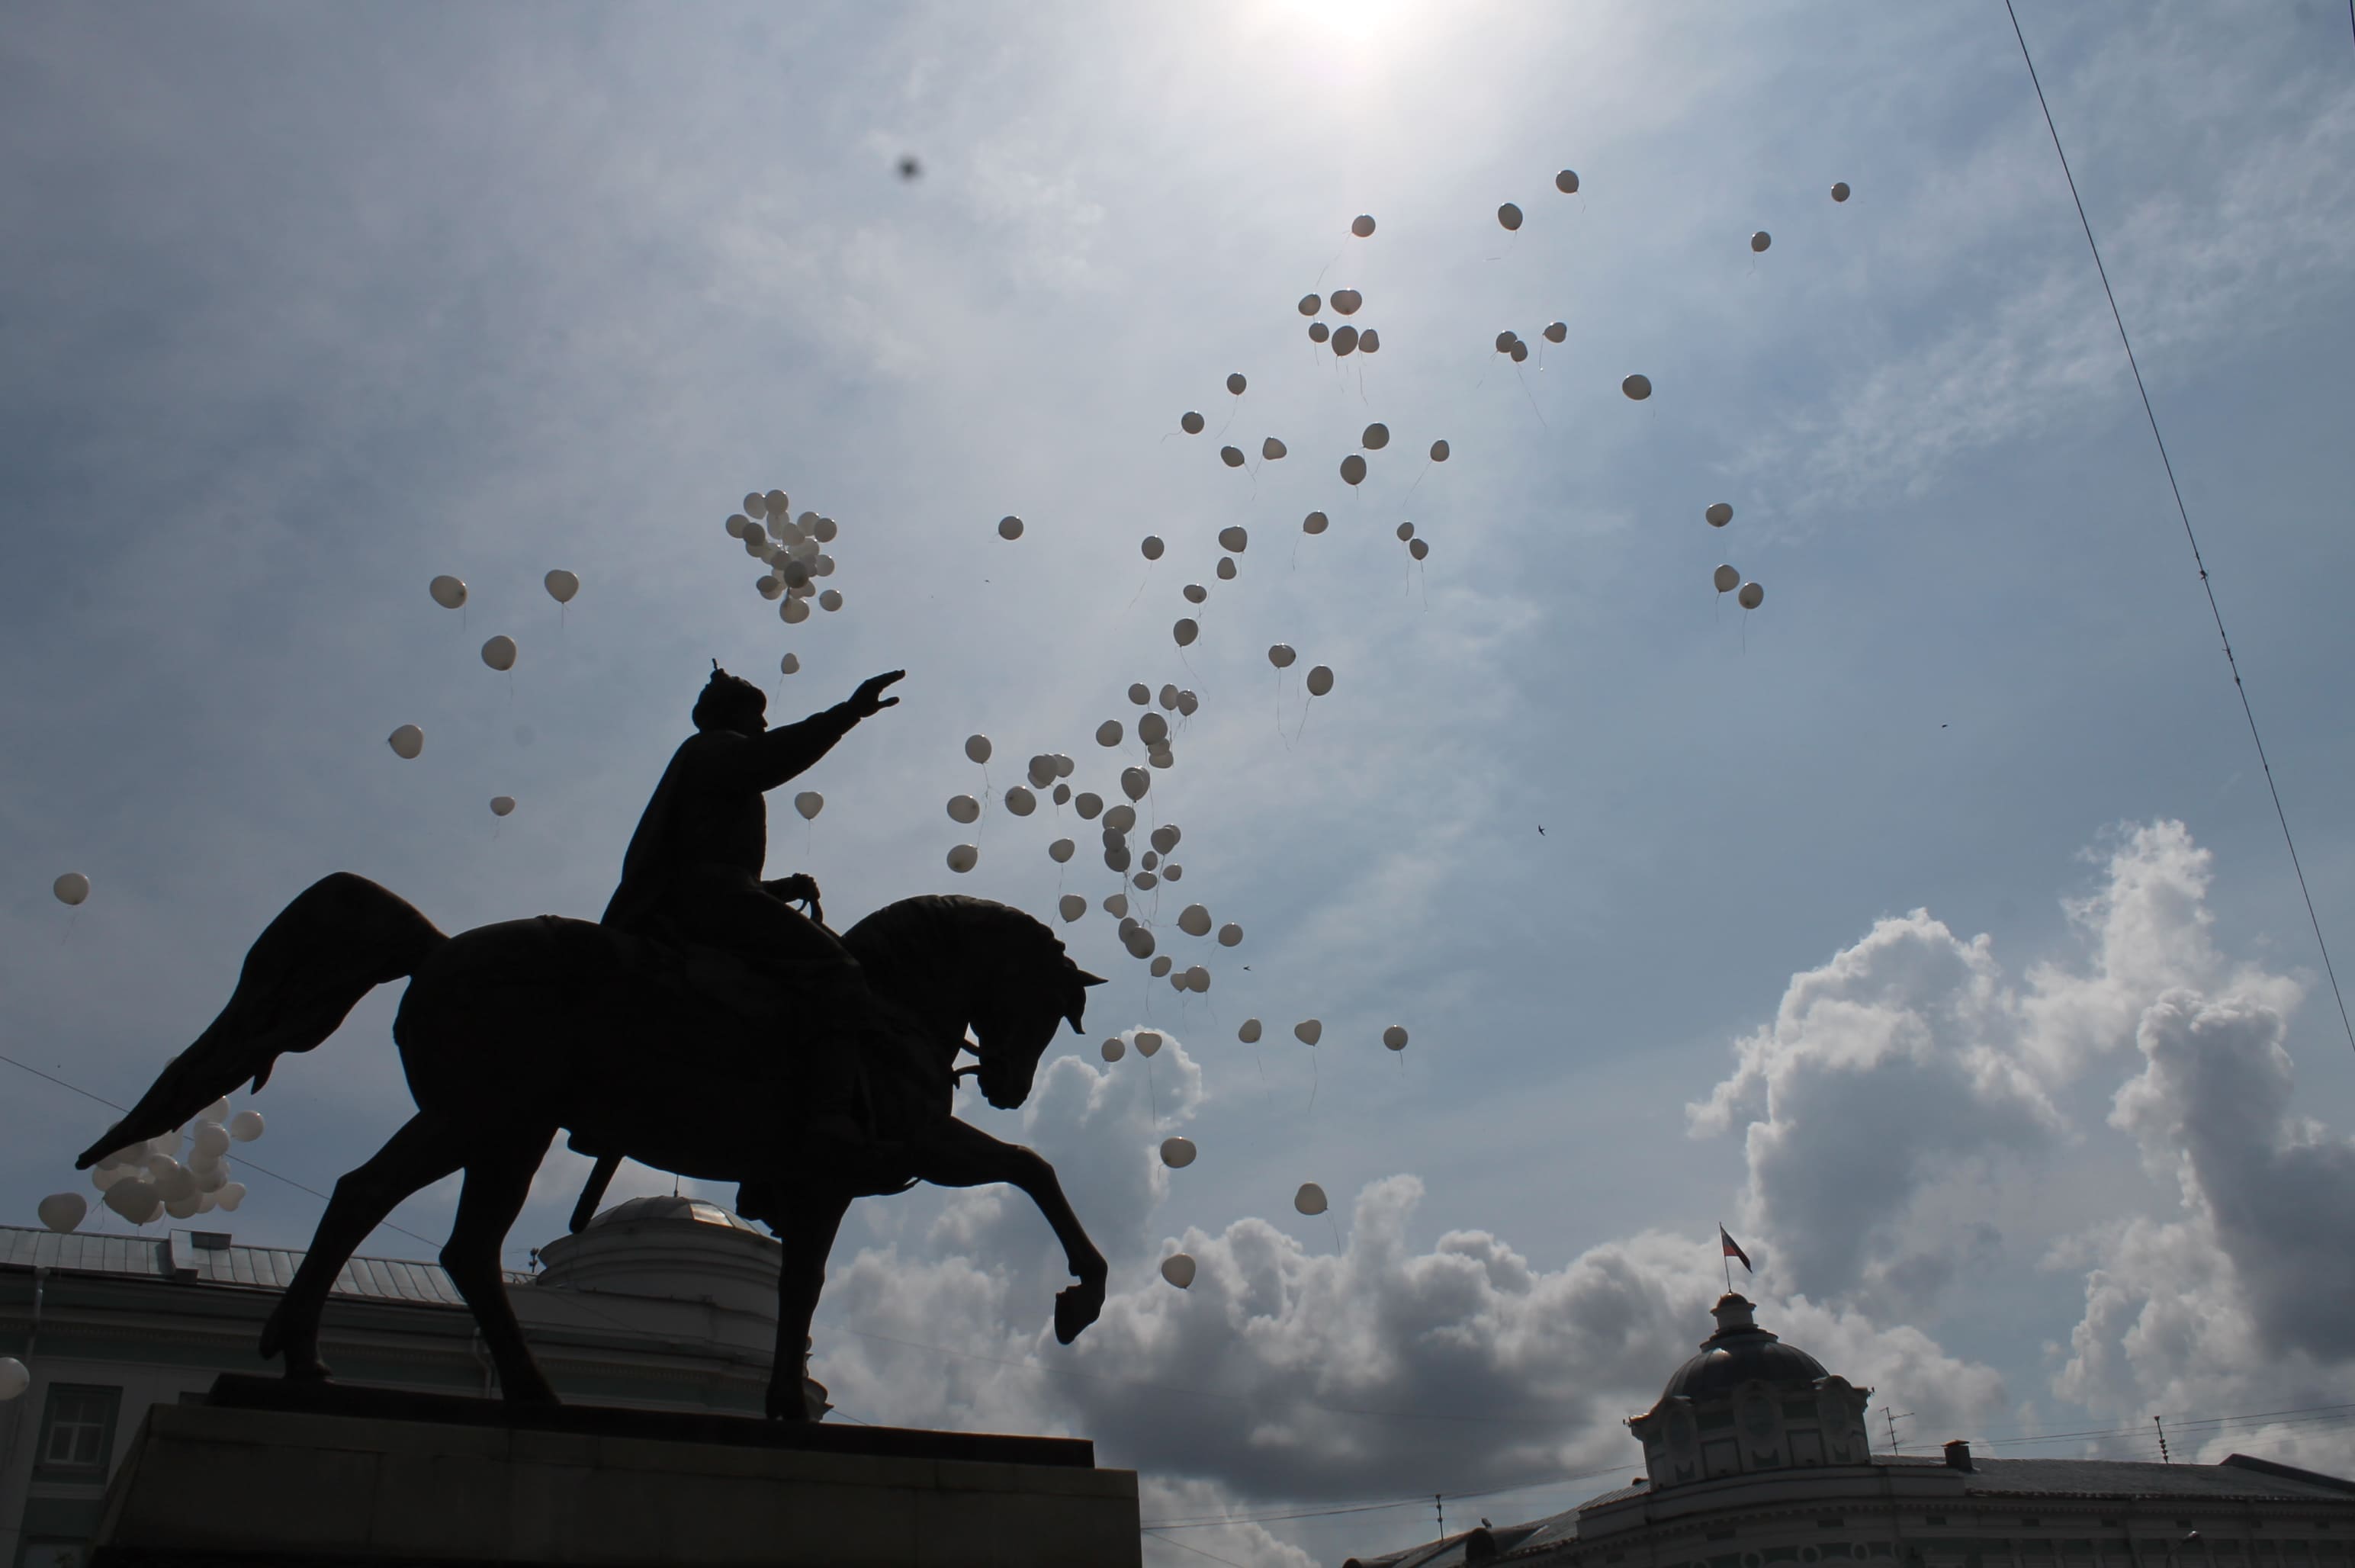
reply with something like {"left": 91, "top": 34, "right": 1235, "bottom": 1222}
{"left": 2001, "top": 0, "right": 2355, "bottom": 1057}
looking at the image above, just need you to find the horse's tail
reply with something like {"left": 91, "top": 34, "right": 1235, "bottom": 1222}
{"left": 75, "top": 873, "right": 445, "bottom": 1168}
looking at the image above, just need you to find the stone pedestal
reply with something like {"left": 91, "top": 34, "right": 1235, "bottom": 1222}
{"left": 88, "top": 1376, "right": 1140, "bottom": 1567}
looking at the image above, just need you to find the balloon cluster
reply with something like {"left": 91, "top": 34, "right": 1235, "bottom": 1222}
{"left": 724, "top": 488, "right": 844, "bottom": 628}
{"left": 47, "top": 1098, "right": 263, "bottom": 1231}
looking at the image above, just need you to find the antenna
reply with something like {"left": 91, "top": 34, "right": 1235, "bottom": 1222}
{"left": 1436, "top": 1495, "right": 1445, "bottom": 1541}
{"left": 2154, "top": 1415, "right": 2171, "bottom": 1464}
{"left": 1884, "top": 1409, "right": 1916, "bottom": 1457}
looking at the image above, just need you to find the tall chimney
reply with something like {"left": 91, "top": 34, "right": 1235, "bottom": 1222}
{"left": 1943, "top": 1440, "right": 1974, "bottom": 1471}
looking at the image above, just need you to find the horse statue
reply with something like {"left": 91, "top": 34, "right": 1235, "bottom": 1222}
{"left": 76, "top": 872, "right": 1110, "bottom": 1421}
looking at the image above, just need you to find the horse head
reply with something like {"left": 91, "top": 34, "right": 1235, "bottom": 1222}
{"left": 843, "top": 895, "right": 1106, "bottom": 1110}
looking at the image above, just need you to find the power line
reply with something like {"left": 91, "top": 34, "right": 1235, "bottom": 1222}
{"left": 2001, "top": 0, "right": 2355, "bottom": 1059}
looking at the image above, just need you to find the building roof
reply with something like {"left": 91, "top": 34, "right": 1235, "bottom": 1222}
{"left": 0, "top": 1223, "right": 525, "bottom": 1304}
{"left": 1655, "top": 1294, "right": 1833, "bottom": 1405}
{"left": 586, "top": 1195, "right": 760, "bottom": 1233}
{"left": 1943, "top": 1454, "right": 2355, "bottom": 1502}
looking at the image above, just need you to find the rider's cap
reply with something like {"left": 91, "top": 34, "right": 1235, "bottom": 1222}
{"left": 693, "top": 663, "right": 769, "bottom": 731}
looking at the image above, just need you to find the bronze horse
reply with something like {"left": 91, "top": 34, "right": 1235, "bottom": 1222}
{"left": 76, "top": 872, "right": 1110, "bottom": 1419}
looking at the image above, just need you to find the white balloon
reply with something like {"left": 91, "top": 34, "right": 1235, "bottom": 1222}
{"left": 1294, "top": 1019, "right": 1322, "bottom": 1045}
{"left": 230, "top": 1110, "right": 265, "bottom": 1142}
{"left": 1750, "top": 230, "right": 1772, "bottom": 253}
{"left": 1714, "top": 564, "right": 1740, "bottom": 594}
{"left": 1075, "top": 792, "right": 1104, "bottom": 820}
{"left": 429, "top": 574, "right": 468, "bottom": 609}
{"left": 1026, "top": 753, "right": 1056, "bottom": 789}
{"left": 1161, "top": 1136, "right": 1197, "bottom": 1169}
{"left": 1239, "top": 1018, "right": 1263, "bottom": 1043}
{"left": 1831, "top": 182, "right": 1852, "bottom": 202}
{"left": 1217, "top": 923, "right": 1243, "bottom": 947}
{"left": 1303, "top": 509, "right": 1329, "bottom": 535}
{"left": 1160, "top": 1253, "right": 1197, "bottom": 1288}
{"left": 544, "top": 569, "right": 580, "bottom": 605}
{"left": 1103, "top": 892, "right": 1129, "bottom": 917}
{"left": 1361, "top": 423, "right": 1390, "bottom": 451}
{"left": 946, "top": 794, "right": 981, "bottom": 824}
{"left": 819, "top": 589, "right": 843, "bottom": 612}
{"left": 1142, "top": 535, "right": 1166, "bottom": 564}
{"left": 203, "top": 1097, "right": 230, "bottom": 1123}
{"left": 1383, "top": 1024, "right": 1409, "bottom": 1052}
{"left": 946, "top": 843, "right": 978, "bottom": 873}
{"left": 1181, "top": 411, "right": 1205, "bottom": 435}
{"left": 1216, "top": 557, "right": 1236, "bottom": 581}
{"left": 489, "top": 795, "right": 518, "bottom": 819}
{"left": 1557, "top": 169, "right": 1580, "bottom": 194}
{"left": 1149, "top": 823, "right": 1181, "bottom": 853}
{"left": 1173, "top": 619, "right": 1198, "bottom": 647}
{"left": 1220, "top": 445, "right": 1245, "bottom": 468}
{"left": 1128, "top": 683, "right": 1152, "bottom": 706}
{"left": 1159, "top": 684, "right": 1181, "bottom": 710}
{"left": 1049, "top": 837, "right": 1076, "bottom": 864}
{"left": 1100, "top": 1036, "right": 1126, "bottom": 1062}
{"left": 1120, "top": 766, "right": 1150, "bottom": 802}
{"left": 1497, "top": 202, "right": 1523, "bottom": 231}
{"left": 1409, "top": 538, "right": 1430, "bottom": 561}
{"left": 1351, "top": 214, "right": 1376, "bottom": 237}
{"left": 1396, "top": 522, "right": 1415, "bottom": 541}
{"left": 52, "top": 872, "right": 89, "bottom": 907}
{"left": 0, "top": 1358, "right": 28, "bottom": 1400}
{"left": 1136, "top": 1030, "right": 1163, "bottom": 1057}
{"left": 1544, "top": 320, "right": 1567, "bottom": 343}
{"left": 795, "top": 791, "right": 824, "bottom": 821}
{"left": 1183, "top": 583, "right": 1207, "bottom": 605}
{"left": 480, "top": 635, "right": 518, "bottom": 672}
{"left": 965, "top": 734, "right": 992, "bottom": 764}
{"left": 1177, "top": 904, "right": 1212, "bottom": 937}
{"left": 782, "top": 596, "right": 810, "bottom": 625}
{"left": 1219, "top": 525, "right": 1249, "bottom": 553}
{"left": 1430, "top": 439, "right": 1451, "bottom": 462}
{"left": 1177, "top": 689, "right": 1199, "bottom": 717}
{"left": 780, "top": 653, "right": 801, "bottom": 676}
{"left": 1739, "top": 581, "right": 1765, "bottom": 610}
{"left": 812, "top": 554, "right": 834, "bottom": 577}
{"left": 1358, "top": 329, "right": 1380, "bottom": 353}
{"left": 998, "top": 515, "right": 1024, "bottom": 541}
{"left": 1305, "top": 665, "right": 1335, "bottom": 698}
{"left": 37, "top": 1193, "right": 86, "bottom": 1233}
{"left": 1512, "top": 340, "right": 1529, "bottom": 364}
{"left": 1294, "top": 1182, "right": 1329, "bottom": 1216}
{"left": 165, "top": 1193, "right": 199, "bottom": 1219}
{"left": 104, "top": 1178, "right": 160, "bottom": 1225}
{"left": 1309, "top": 321, "right": 1330, "bottom": 344}
{"left": 1184, "top": 966, "right": 1210, "bottom": 993}
{"left": 1331, "top": 288, "right": 1362, "bottom": 315}
{"left": 1705, "top": 502, "right": 1733, "bottom": 528}
{"left": 1332, "top": 324, "right": 1359, "bottom": 356}
{"left": 812, "top": 516, "right": 839, "bottom": 543}
{"left": 766, "top": 489, "right": 789, "bottom": 519}
{"left": 387, "top": 725, "right": 425, "bottom": 760}
{"left": 1004, "top": 786, "right": 1037, "bottom": 817}
{"left": 1340, "top": 455, "right": 1367, "bottom": 487}
{"left": 1139, "top": 712, "right": 1170, "bottom": 746}
{"left": 1096, "top": 719, "right": 1124, "bottom": 747}
{"left": 1496, "top": 330, "right": 1518, "bottom": 354}
{"left": 1226, "top": 372, "right": 1247, "bottom": 396}
{"left": 1059, "top": 893, "right": 1088, "bottom": 923}
{"left": 1621, "top": 373, "right": 1653, "bottom": 400}
{"left": 1053, "top": 782, "right": 1071, "bottom": 805}
{"left": 217, "top": 1181, "right": 246, "bottom": 1211}
{"left": 1260, "top": 438, "right": 1286, "bottom": 461}
{"left": 193, "top": 1122, "right": 230, "bottom": 1158}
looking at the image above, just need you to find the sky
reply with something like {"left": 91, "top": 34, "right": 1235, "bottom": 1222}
{"left": 5, "top": 2, "right": 2355, "bottom": 1563}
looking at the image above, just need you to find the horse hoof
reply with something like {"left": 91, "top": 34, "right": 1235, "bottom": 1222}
{"left": 1053, "top": 1281, "right": 1104, "bottom": 1345}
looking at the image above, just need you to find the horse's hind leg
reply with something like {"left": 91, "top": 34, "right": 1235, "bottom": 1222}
{"left": 441, "top": 1126, "right": 558, "bottom": 1405}
{"left": 261, "top": 1113, "right": 464, "bottom": 1380}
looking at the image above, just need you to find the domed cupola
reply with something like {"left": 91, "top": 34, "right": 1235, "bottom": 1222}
{"left": 1627, "top": 1295, "right": 1873, "bottom": 1489}
{"left": 531, "top": 1194, "right": 782, "bottom": 1338}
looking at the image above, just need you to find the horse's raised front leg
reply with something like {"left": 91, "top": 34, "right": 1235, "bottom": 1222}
{"left": 767, "top": 1182, "right": 852, "bottom": 1421}
{"left": 912, "top": 1119, "right": 1107, "bottom": 1344}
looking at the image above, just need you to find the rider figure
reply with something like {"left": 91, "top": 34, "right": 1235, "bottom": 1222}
{"left": 602, "top": 663, "right": 905, "bottom": 1184}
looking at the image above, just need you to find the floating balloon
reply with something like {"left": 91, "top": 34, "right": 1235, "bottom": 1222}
{"left": 1267, "top": 643, "right": 1296, "bottom": 669}
{"left": 1103, "top": 892, "right": 1128, "bottom": 917}
{"left": 52, "top": 872, "right": 88, "bottom": 907}
{"left": 1100, "top": 1036, "right": 1126, "bottom": 1061}
{"left": 1359, "top": 329, "right": 1380, "bottom": 353}
{"left": 1226, "top": 372, "right": 1247, "bottom": 396}
{"left": 946, "top": 843, "right": 978, "bottom": 873}
{"left": 194, "top": 1122, "right": 230, "bottom": 1158}
{"left": 1220, "top": 445, "right": 1245, "bottom": 468}
{"left": 1120, "top": 766, "right": 1150, "bottom": 802}
{"left": 1303, "top": 510, "right": 1329, "bottom": 535}
{"left": 1831, "top": 182, "right": 1851, "bottom": 203}
{"left": 779, "top": 652, "right": 801, "bottom": 676}
{"left": 1298, "top": 294, "right": 1322, "bottom": 316}
{"left": 1216, "top": 557, "right": 1237, "bottom": 580}
{"left": 1183, "top": 966, "right": 1210, "bottom": 993}
{"left": 947, "top": 795, "right": 981, "bottom": 824}
{"left": 1511, "top": 341, "right": 1529, "bottom": 364}
{"left": 1383, "top": 1024, "right": 1409, "bottom": 1052}
{"left": 1621, "top": 374, "right": 1652, "bottom": 400}
{"left": 1498, "top": 202, "right": 1523, "bottom": 231}
{"left": 794, "top": 792, "right": 824, "bottom": 821}
{"left": 1059, "top": 893, "right": 1087, "bottom": 923}
{"left": 1331, "top": 289, "right": 1362, "bottom": 315}
{"left": 1495, "top": 330, "right": 1518, "bottom": 354}
{"left": 819, "top": 589, "right": 843, "bottom": 612}
{"left": 1705, "top": 502, "right": 1733, "bottom": 528}
{"left": 1096, "top": 719, "right": 1123, "bottom": 747}
{"left": 1129, "top": 683, "right": 1151, "bottom": 705}
{"left": 103, "top": 1178, "right": 160, "bottom": 1225}
{"left": 1181, "top": 411, "right": 1205, "bottom": 435}
{"left": 37, "top": 1193, "right": 86, "bottom": 1233}
{"left": 1161, "top": 1136, "right": 1197, "bottom": 1169}
{"left": 429, "top": 575, "right": 467, "bottom": 610}
{"left": 1178, "top": 904, "right": 1213, "bottom": 937}
{"left": 1361, "top": 423, "right": 1389, "bottom": 451}
{"left": 813, "top": 516, "right": 839, "bottom": 544}
{"left": 1004, "top": 786, "right": 1037, "bottom": 817}
{"left": 1075, "top": 792, "right": 1104, "bottom": 819}
{"left": 387, "top": 725, "right": 424, "bottom": 760}
{"left": 1332, "top": 325, "right": 1359, "bottom": 356}
{"left": 230, "top": 1109, "right": 264, "bottom": 1142}
{"left": 1217, "top": 923, "right": 1243, "bottom": 947}
{"left": 1161, "top": 1253, "right": 1197, "bottom": 1288}
{"left": 965, "top": 734, "right": 992, "bottom": 765}
{"left": 1142, "top": 535, "right": 1165, "bottom": 561}
{"left": 1239, "top": 1018, "right": 1263, "bottom": 1043}
{"left": 782, "top": 596, "right": 810, "bottom": 625}
{"left": 1340, "top": 455, "right": 1367, "bottom": 487}
{"left": 998, "top": 515, "right": 1024, "bottom": 541}
{"left": 1138, "top": 712, "right": 1170, "bottom": 745}
{"left": 1136, "top": 1030, "right": 1163, "bottom": 1057}
{"left": 1738, "top": 581, "right": 1765, "bottom": 610}
{"left": 1351, "top": 214, "right": 1376, "bottom": 237}
{"left": 1159, "top": 685, "right": 1181, "bottom": 710}
{"left": 1105, "top": 803, "right": 1137, "bottom": 832}
{"left": 1260, "top": 438, "right": 1286, "bottom": 461}
{"left": 1714, "top": 564, "right": 1740, "bottom": 594}
{"left": 1308, "top": 322, "right": 1330, "bottom": 344}
{"left": 1409, "top": 538, "right": 1430, "bottom": 561}
{"left": 1750, "top": 231, "right": 1771, "bottom": 253}
{"left": 480, "top": 635, "right": 518, "bottom": 672}
{"left": 1173, "top": 619, "right": 1198, "bottom": 647}
{"left": 544, "top": 569, "right": 580, "bottom": 605}
{"left": 1430, "top": 439, "right": 1451, "bottom": 462}
{"left": 1544, "top": 320, "right": 1567, "bottom": 344}
{"left": 1305, "top": 665, "right": 1335, "bottom": 697}
{"left": 1049, "top": 839, "right": 1077, "bottom": 866}
{"left": 490, "top": 795, "right": 516, "bottom": 817}
{"left": 1294, "top": 1183, "right": 1329, "bottom": 1216}
{"left": 764, "top": 489, "right": 789, "bottom": 519}
{"left": 1557, "top": 169, "right": 1580, "bottom": 194}
{"left": 1294, "top": 1019, "right": 1322, "bottom": 1046}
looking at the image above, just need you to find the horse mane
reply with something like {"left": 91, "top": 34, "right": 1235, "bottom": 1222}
{"left": 840, "top": 894, "right": 1066, "bottom": 1007}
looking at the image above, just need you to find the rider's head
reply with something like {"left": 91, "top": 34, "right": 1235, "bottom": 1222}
{"left": 693, "top": 664, "right": 769, "bottom": 735}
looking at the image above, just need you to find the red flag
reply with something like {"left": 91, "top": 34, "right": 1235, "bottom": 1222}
{"left": 1719, "top": 1225, "right": 1752, "bottom": 1273}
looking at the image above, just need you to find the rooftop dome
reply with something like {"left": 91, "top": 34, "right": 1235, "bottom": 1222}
{"left": 585, "top": 1195, "right": 761, "bottom": 1233}
{"left": 1657, "top": 1293, "right": 1831, "bottom": 1403}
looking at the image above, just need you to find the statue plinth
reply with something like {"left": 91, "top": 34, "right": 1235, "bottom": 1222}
{"left": 90, "top": 1376, "right": 1141, "bottom": 1567}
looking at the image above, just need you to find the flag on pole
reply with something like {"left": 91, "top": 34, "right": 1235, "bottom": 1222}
{"left": 1719, "top": 1225, "right": 1753, "bottom": 1273}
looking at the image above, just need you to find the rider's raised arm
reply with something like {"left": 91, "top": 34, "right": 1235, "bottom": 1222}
{"left": 741, "top": 702, "right": 863, "bottom": 793}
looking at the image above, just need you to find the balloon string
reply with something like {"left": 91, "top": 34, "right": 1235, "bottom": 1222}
{"left": 1306, "top": 1047, "right": 1319, "bottom": 1117}
{"left": 1326, "top": 1214, "right": 1342, "bottom": 1251}
{"left": 1127, "top": 568, "right": 1151, "bottom": 609}
{"left": 1513, "top": 364, "right": 1550, "bottom": 430}
{"left": 1294, "top": 696, "right": 1316, "bottom": 745}
{"left": 1403, "top": 460, "right": 1431, "bottom": 498}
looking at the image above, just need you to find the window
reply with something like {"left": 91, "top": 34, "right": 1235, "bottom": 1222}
{"left": 35, "top": 1385, "right": 120, "bottom": 1476}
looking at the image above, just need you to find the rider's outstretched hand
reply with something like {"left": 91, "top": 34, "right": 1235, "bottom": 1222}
{"left": 847, "top": 670, "right": 905, "bottom": 718}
